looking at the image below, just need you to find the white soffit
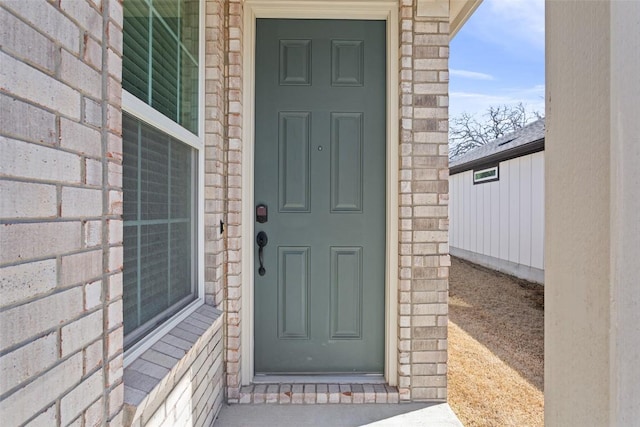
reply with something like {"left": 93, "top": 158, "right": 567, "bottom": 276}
{"left": 416, "top": 0, "right": 482, "bottom": 39}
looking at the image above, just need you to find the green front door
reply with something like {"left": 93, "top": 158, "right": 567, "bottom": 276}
{"left": 254, "top": 19, "right": 386, "bottom": 374}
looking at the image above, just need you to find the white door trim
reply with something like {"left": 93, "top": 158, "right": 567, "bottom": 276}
{"left": 241, "top": 0, "right": 399, "bottom": 386}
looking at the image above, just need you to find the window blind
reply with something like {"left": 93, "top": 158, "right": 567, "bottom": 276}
{"left": 123, "top": 0, "right": 199, "bottom": 134}
{"left": 122, "top": 113, "right": 196, "bottom": 347}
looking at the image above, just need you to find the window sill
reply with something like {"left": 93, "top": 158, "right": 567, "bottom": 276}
{"left": 122, "top": 304, "right": 223, "bottom": 426}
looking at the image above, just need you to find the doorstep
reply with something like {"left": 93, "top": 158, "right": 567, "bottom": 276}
{"left": 214, "top": 403, "right": 464, "bottom": 427}
{"left": 238, "top": 383, "right": 399, "bottom": 404}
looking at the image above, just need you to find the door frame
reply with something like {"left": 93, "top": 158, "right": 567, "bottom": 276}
{"left": 241, "top": 0, "right": 399, "bottom": 386}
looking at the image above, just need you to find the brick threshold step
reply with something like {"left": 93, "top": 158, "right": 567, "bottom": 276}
{"left": 239, "top": 383, "right": 399, "bottom": 404}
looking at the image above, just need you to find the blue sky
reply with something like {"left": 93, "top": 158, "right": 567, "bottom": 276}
{"left": 449, "top": 0, "right": 545, "bottom": 120}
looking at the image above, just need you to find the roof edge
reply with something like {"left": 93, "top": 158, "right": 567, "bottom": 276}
{"left": 450, "top": 0, "right": 483, "bottom": 39}
{"left": 449, "top": 138, "right": 544, "bottom": 175}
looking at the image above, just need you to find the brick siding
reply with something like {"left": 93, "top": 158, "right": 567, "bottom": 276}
{"left": 398, "top": 0, "right": 450, "bottom": 402}
{"left": 0, "top": 0, "right": 124, "bottom": 424}
{"left": 223, "top": 0, "right": 244, "bottom": 404}
{"left": 123, "top": 306, "right": 224, "bottom": 427}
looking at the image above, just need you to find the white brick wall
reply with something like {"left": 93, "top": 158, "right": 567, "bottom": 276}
{"left": 0, "top": 95, "right": 57, "bottom": 145}
{"left": 0, "top": 181, "right": 57, "bottom": 218}
{"left": 397, "top": 0, "right": 450, "bottom": 402}
{"left": 0, "top": 50, "right": 82, "bottom": 118}
{"left": 124, "top": 306, "right": 224, "bottom": 427}
{"left": 0, "top": 353, "right": 84, "bottom": 426}
{"left": 0, "top": 0, "right": 124, "bottom": 424}
{"left": 0, "top": 136, "right": 83, "bottom": 183}
{"left": 0, "top": 333, "right": 57, "bottom": 395}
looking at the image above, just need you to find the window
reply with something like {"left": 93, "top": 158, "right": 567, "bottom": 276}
{"left": 122, "top": 0, "right": 201, "bottom": 349}
{"left": 122, "top": 114, "right": 197, "bottom": 346}
{"left": 123, "top": 0, "right": 199, "bottom": 133}
{"left": 473, "top": 166, "right": 499, "bottom": 184}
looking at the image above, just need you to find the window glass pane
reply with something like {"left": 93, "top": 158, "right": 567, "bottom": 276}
{"left": 475, "top": 170, "right": 491, "bottom": 180}
{"left": 180, "top": 0, "right": 199, "bottom": 133}
{"left": 151, "top": 12, "right": 179, "bottom": 121}
{"left": 122, "top": 113, "right": 196, "bottom": 347}
{"left": 122, "top": 0, "right": 199, "bottom": 134}
{"left": 139, "top": 224, "right": 170, "bottom": 324}
{"left": 123, "top": 226, "right": 139, "bottom": 335}
{"left": 153, "top": 0, "right": 179, "bottom": 33}
{"left": 170, "top": 221, "right": 192, "bottom": 305}
{"left": 123, "top": 0, "right": 150, "bottom": 102}
{"left": 141, "top": 126, "right": 169, "bottom": 220}
{"left": 473, "top": 167, "right": 499, "bottom": 183}
{"left": 170, "top": 139, "right": 192, "bottom": 218}
{"left": 122, "top": 118, "right": 139, "bottom": 222}
{"left": 180, "top": 53, "right": 199, "bottom": 133}
{"left": 181, "top": 0, "right": 199, "bottom": 58}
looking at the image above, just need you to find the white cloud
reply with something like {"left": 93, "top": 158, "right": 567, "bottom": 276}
{"left": 450, "top": 69, "right": 494, "bottom": 80}
{"left": 469, "top": 0, "right": 545, "bottom": 53}
{"left": 450, "top": 84, "right": 545, "bottom": 119}
{"left": 489, "top": 0, "right": 544, "bottom": 35}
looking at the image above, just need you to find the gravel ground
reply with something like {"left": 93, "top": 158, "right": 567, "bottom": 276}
{"left": 447, "top": 256, "right": 544, "bottom": 427}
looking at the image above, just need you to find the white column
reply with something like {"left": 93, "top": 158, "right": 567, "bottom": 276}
{"left": 545, "top": 1, "right": 640, "bottom": 424}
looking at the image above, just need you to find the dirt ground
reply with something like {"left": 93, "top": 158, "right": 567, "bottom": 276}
{"left": 447, "top": 256, "right": 544, "bottom": 427}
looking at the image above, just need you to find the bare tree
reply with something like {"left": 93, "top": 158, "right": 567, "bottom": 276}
{"left": 449, "top": 103, "right": 542, "bottom": 159}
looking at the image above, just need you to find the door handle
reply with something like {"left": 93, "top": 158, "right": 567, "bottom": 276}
{"left": 256, "top": 231, "right": 268, "bottom": 276}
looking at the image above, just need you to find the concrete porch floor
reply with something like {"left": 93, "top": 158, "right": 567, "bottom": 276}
{"left": 214, "top": 403, "right": 464, "bottom": 426}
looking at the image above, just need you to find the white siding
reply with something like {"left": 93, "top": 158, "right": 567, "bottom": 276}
{"left": 508, "top": 157, "right": 521, "bottom": 264}
{"left": 499, "top": 161, "right": 510, "bottom": 261}
{"left": 519, "top": 155, "right": 532, "bottom": 267}
{"left": 483, "top": 183, "right": 491, "bottom": 255}
{"left": 490, "top": 180, "right": 500, "bottom": 258}
{"left": 449, "top": 151, "right": 545, "bottom": 280}
{"left": 530, "top": 152, "right": 545, "bottom": 269}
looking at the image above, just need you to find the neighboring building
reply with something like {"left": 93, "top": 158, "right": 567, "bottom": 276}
{"left": 0, "top": 0, "right": 480, "bottom": 425}
{"left": 448, "top": 118, "right": 545, "bottom": 284}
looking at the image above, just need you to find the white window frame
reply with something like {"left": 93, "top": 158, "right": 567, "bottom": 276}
{"left": 473, "top": 165, "right": 499, "bottom": 184}
{"left": 122, "top": 0, "right": 206, "bottom": 366}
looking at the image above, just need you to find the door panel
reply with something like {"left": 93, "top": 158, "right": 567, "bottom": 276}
{"left": 255, "top": 19, "right": 386, "bottom": 374}
{"left": 331, "top": 112, "right": 363, "bottom": 212}
{"left": 279, "top": 40, "right": 312, "bottom": 85}
{"left": 278, "top": 246, "right": 310, "bottom": 339}
{"left": 331, "top": 40, "right": 364, "bottom": 86}
{"left": 278, "top": 112, "right": 311, "bottom": 212}
{"left": 330, "top": 247, "right": 363, "bottom": 339}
